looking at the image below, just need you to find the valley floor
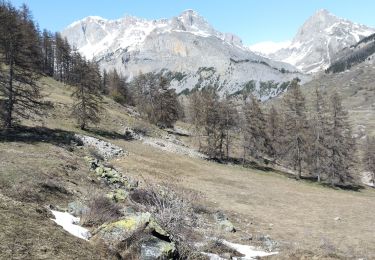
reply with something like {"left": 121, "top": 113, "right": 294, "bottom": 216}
{"left": 113, "top": 139, "right": 375, "bottom": 259}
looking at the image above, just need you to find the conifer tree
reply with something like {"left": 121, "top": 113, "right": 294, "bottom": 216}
{"left": 71, "top": 57, "right": 103, "bottom": 130}
{"left": 363, "top": 136, "right": 375, "bottom": 185}
{"left": 200, "top": 88, "right": 222, "bottom": 158}
{"left": 267, "top": 105, "right": 282, "bottom": 161}
{"left": 54, "top": 32, "right": 71, "bottom": 83}
{"left": 100, "top": 69, "right": 108, "bottom": 94}
{"left": 41, "top": 29, "right": 54, "bottom": 76}
{"left": 0, "top": 3, "right": 47, "bottom": 129}
{"left": 308, "top": 86, "right": 331, "bottom": 182}
{"left": 219, "top": 93, "right": 238, "bottom": 160}
{"left": 327, "top": 91, "right": 357, "bottom": 186}
{"left": 188, "top": 88, "right": 237, "bottom": 159}
{"left": 188, "top": 90, "right": 206, "bottom": 150}
{"left": 243, "top": 95, "right": 269, "bottom": 161}
{"left": 153, "top": 77, "right": 180, "bottom": 128}
{"left": 107, "top": 69, "right": 133, "bottom": 105}
{"left": 281, "top": 78, "right": 309, "bottom": 179}
{"left": 131, "top": 73, "right": 180, "bottom": 128}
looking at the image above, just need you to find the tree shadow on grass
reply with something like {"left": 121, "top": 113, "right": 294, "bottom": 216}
{"left": 208, "top": 155, "right": 364, "bottom": 191}
{"left": 84, "top": 128, "right": 125, "bottom": 140}
{"left": 0, "top": 126, "right": 79, "bottom": 147}
{"left": 0, "top": 126, "right": 126, "bottom": 146}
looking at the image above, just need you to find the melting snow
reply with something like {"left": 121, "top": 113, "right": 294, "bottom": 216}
{"left": 203, "top": 240, "right": 278, "bottom": 260}
{"left": 51, "top": 210, "right": 90, "bottom": 240}
{"left": 222, "top": 240, "right": 278, "bottom": 260}
{"left": 202, "top": 252, "right": 225, "bottom": 260}
{"left": 361, "top": 172, "right": 375, "bottom": 187}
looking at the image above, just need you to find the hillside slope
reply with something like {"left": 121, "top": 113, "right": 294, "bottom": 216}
{"left": 1, "top": 77, "right": 375, "bottom": 259}
{"left": 327, "top": 32, "right": 375, "bottom": 73}
{"left": 302, "top": 64, "right": 375, "bottom": 137}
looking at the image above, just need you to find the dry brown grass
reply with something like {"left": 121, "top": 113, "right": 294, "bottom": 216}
{"left": 1, "top": 76, "right": 374, "bottom": 259}
{"left": 80, "top": 195, "right": 122, "bottom": 227}
{"left": 112, "top": 139, "right": 375, "bottom": 259}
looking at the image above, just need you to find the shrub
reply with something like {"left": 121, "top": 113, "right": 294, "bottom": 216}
{"left": 130, "top": 183, "right": 202, "bottom": 259}
{"left": 40, "top": 180, "right": 69, "bottom": 195}
{"left": 132, "top": 121, "right": 152, "bottom": 136}
{"left": 131, "top": 184, "right": 197, "bottom": 233}
{"left": 80, "top": 195, "right": 121, "bottom": 227}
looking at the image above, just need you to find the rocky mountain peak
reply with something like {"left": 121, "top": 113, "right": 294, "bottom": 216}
{"left": 178, "top": 9, "right": 202, "bottom": 22}
{"left": 251, "top": 9, "right": 375, "bottom": 73}
{"left": 313, "top": 9, "right": 333, "bottom": 19}
{"left": 173, "top": 9, "right": 215, "bottom": 35}
{"left": 293, "top": 9, "right": 339, "bottom": 42}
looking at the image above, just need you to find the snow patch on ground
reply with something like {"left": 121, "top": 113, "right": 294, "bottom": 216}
{"left": 51, "top": 210, "right": 90, "bottom": 240}
{"left": 203, "top": 240, "right": 278, "bottom": 260}
{"left": 361, "top": 171, "right": 375, "bottom": 187}
{"left": 222, "top": 240, "right": 278, "bottom": 259}
{"left": 202, "top": 252, "right": 225, "bottom": 260}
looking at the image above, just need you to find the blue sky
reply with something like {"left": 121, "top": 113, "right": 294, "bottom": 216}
{"left": 9, "top": 0, "right": 375, "bottom": 45}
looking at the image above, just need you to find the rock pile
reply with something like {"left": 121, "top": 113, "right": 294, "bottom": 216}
{"left": 74, "top": 134, "right": 126, "bottom": 160}
{"left": 86, "top": 157, "right": 138, "bottom": 192}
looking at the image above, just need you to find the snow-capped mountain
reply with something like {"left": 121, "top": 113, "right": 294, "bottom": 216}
{"left": 250, "top": 9, "right": 375, "bottom": 73}
{"left": 62, "top": 10, "right": 308, "bottom": 99}
{"left": 63, "top": 11, "right": 243, "bottom": 60}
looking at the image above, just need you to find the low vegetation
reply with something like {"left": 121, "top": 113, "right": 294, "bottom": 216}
{"left": 80, "top": 195, "right": 122, "bottom": 227}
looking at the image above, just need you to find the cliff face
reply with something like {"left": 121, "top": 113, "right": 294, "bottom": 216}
{"left": 62, "top": 10, "right": 307, "bottom": 99}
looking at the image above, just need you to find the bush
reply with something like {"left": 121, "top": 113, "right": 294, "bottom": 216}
{"left": 131, "top": 184, "right": 197, "bottom": 232}
{"left": 40, "top": 180, "right": 69, "bottom": 195}
{"left": 132, "top": 121, "right": 152, "bottom": 136}
{"left": 80, "top": 195, "right": 121, "bottom": 227}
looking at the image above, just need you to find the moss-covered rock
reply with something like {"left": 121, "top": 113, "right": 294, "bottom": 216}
{"left": 219, "top": 220, "right": 236, "bottom": 233}
{"left": 91, "top": 212, "right": 175, "bottom": 259}
{"left": 100, "top": 212, "right": 152, "bottom": 233}
{"left": 160, "top": 241, "right": 176, "bottom": 256}
{"left": 147, "top": 217, "right": 169, "bottom": 237}
{"left": 95, "top": 165, "right": 104, "bottom": 176}
{"left": 141, "top": 237, "right": 176, "bottom": 260}
{"left": 105, "top": 217, "right": 138, "bottom": 231}
{"left": 106, "top": 189, "right": 128, "bottom": 202}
